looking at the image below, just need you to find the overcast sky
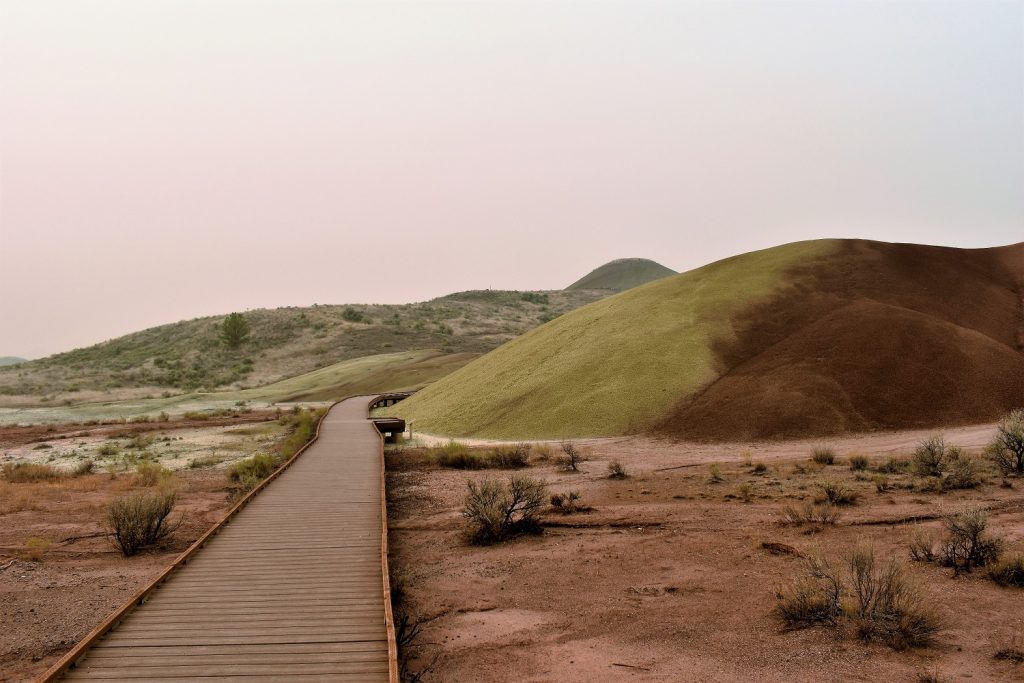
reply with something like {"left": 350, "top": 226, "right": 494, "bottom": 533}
{"left": 1, "top": 0, "right": 1022, "bottom": 359}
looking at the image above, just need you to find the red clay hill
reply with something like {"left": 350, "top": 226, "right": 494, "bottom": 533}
{"left": 659, "top": 240, "right": 1024, "bottom": 440}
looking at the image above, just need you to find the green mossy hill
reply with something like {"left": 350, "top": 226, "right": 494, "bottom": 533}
{"left": 566, "top": 258, "right": 676, "bottom": 291}
{"left": 395, "top": 240, "right": 837, "bottom": 438}
{"left": 0, "top": 290, "right": 605, "bottom": 399}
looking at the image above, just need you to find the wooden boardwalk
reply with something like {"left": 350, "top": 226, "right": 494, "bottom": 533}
{"left": 52, "top": 397, "right": 396, "bottom": 682}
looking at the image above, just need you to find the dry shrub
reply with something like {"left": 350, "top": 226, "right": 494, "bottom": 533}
{"left": 22, "top": 537, "right": 52, "bottom": 562}
{"left": 907, "top": 529, "right": 938, "bottom": 563}
{"left": 780, "top": 501, "right": 841, "bottom": 526}
{"left": 3, "top": 463, "right": 62, "bottom": 483}
{"left": 462, "top": 475, "right": 546, "bottom": 545}
{"left": 912, "top": 436, "right": 948, "bottom": 477}
{"left": 994, "top": 644, "right": 1024, "bottom": 663}
{"left": 778, "top": 546, "right": 942, "bottom": 650}
{"left": 550, "top": 490, "right": 585, "bottom": 514}
{"left": 849, "top": 455, "right": 869, "bottom": 471}
{"left": 848, "top": 544, "right": 942, "bottom": 649}
{"left": 560, "top": 441, "right": 587, "bottom": 471}
{"left": 874, "top": 475, "right": 891, "bottom": 493}
{"left": 532, "top": 443, "right": 554, "bottom": 461}
{"left": 488, "top": 443, "right": 531, "bottom": 469}
{"left": 811, "top": 447, "right": 836, "bottom": 465}
{"left": 73, "top": 459, "right": 95, "bottom": 476}
{"left": 752, "top": 462, "right": 768, "bottom": 475}
{"left": 943, "top": 454, "right": 981, "bottom": 490}
{"left": 0, "top": 485, "right": 41, "bottom": 514}
{"left": 431, "top": 441, "right": 483, "bottom": 469}
{"left": 106, "top": 489, "right": 180, "bottom": 556}
{"left": 816, "top": 481, "right": 859, "bottom": 506}
{"left": 776, "top": 553, "right": 842, "bottom": 628}
{"left": 940, "top": 508, "right": 1002, "bottom": 573}
{"left": 708, "top": 463, "right": 723, "bottom": 484}
{"left": 877, "top": 456, "right": 911, "bottom": 474}
{"left": 228, "top": 453, "right": 279, "bottom": 496}
{"left": 988, "top": 555, "right": 1024, "bottom": 587}
{"left": 607, "top": 460, "right": 628, "bottom": 479}
{"left": 134, "top": 461, "right": 172, "bottom": 487}
{"left": 989, "top": 409, "right": 1024, "bottom": 476}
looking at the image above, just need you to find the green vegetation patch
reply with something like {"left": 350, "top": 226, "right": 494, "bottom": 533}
{"left": 395, "top": 240, "right": 839, "bottom": 439}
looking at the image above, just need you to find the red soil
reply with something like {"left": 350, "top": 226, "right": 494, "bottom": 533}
{"left": 660, "top": 240, "right": 1024, "bottom": 441}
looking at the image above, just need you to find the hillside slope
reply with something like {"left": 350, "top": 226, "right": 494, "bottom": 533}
{"left": 0, "top": 289, "right": 605, "bottom": 404}
{"left": 394, "top": 240, "right": 1024, "bottom": 440}
{"left": 566, "top": 258, "right": 676, "bottom": 291}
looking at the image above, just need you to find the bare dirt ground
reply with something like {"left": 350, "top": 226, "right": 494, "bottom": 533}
{"left": 0, "top": 470, "right": 233, "bottom": 682}
{"left": 387, "top": 426, "right": 1024, "bottom": 682}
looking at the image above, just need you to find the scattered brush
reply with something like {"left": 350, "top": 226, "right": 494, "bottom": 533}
{"left": 912, "top": 435, "right": 949, "bottom": 477}
{"left": 751, "top": 462, "right": 768, "bottom": 475}
{"left": 708, "top": 463, "right": 723, "bottom": 484}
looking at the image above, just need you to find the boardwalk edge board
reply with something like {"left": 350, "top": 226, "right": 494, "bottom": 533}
{"left": 39, "top": 396, "right": 401, "bottom": 683}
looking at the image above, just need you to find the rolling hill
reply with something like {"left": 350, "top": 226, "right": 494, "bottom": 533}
{"left": 0, "top": 289, "right": 605, "bottom": 406}
{"left": 566, "top": 258, "right": 676, "bottom": 291}
{"left": 0, "top": 357, "right": 26, "bottom": 367}
{"left": 393, "top": 239, "right": 1024, "bottom": 440}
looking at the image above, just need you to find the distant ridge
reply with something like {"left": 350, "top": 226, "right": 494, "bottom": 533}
{"left": 0, "top": 357, "right": 26, "bottom": 367}
{"left": 566, "top": 258, "right": 676, "bottom": 291}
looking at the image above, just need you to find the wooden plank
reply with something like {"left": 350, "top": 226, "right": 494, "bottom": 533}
{"left": 49, "top": 396, "right": 398, "bottom": 683}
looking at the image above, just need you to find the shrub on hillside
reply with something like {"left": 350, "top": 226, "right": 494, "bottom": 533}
{"left": 462, "top": 475, "right": 547, "bottom": 545}
{"left": 106, "top": 490, "right": 180, "bottom": 557}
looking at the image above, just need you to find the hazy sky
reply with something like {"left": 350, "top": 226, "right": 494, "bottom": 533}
{"left": 2, "top": 1, "right": 1022, "bottom": 359}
